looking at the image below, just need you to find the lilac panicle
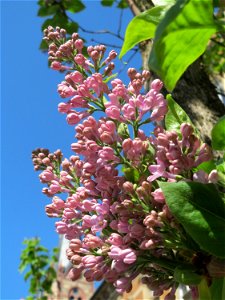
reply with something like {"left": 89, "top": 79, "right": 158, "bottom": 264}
{"left": 32, "top": 26, "right": 219, "bottom": 296}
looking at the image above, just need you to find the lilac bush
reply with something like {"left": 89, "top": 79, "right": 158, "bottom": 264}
{"left": 32, "top": 27, "right": 225, "bottom": 300}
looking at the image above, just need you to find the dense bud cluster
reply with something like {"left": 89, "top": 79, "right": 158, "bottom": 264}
{"left": 33, "top": 27, "right": 219, "bottom": 299}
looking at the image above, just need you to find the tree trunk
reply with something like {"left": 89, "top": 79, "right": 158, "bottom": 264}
{"left": 126, "top": 0, "right": 225, "bottom": 144}
{"left": 172, "top": 59, "right": 225, "bottom": 144}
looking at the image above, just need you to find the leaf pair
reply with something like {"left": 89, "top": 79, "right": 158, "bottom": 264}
{"left": 120, "top": 0, "right": 221, "bottom": 91}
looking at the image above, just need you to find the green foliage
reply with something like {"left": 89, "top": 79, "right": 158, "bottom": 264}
{"left": 196, "top": 160, "right": 216, "bottom": 174}
{"left": 38, "top": 3, "right": 60, "bottom": 16}
{"left": 160, "top": 181, "right": 225, "bottom": 258}
{"left": 103, "top": 72, "right": 118, "bottom": 83}
{"left": 149, "top": 0, "right": 218, "bottom": 91}
{"left": 123, "top": 167, "right": 140, "bottom": 183}
{"left": 101, "top": 0, "right": 128, "bottom": 8}
{"left": 117, "top": 0, "right": 129, "bottom": 9}
{"left": 41, "top": 12, "right": 78, "bottom": 34}
{"left": 210, "top": 277, "right": 225, "bottom": 300}
{"left": 165, "top": 94, "right": 193, "bottom": 133}
{"left": 198, "top": 278, "right": 212, "bottom": 300}
{"left": 19, "top": 238, "right": 58, "bottom": 299}
{"left": 63, "top": 0, "right": 85, "bottom": 13}
{"left": 211, "top": 115, "right": 225, "bottom": 150}
{"left": 101, "top": 0, "right": 115, "bottom": 6}
{"left": 119, "top": 6, "right": 167, "bottom": 58}
{"left": 118, "top": 122, "right": 130, "bottom": 139}
{"left": 38, "top": 0, "right": 81, "bottom": 50}
{"left": 217, "top": 160, "right": 225, "bottom": 186}
{"left": 174, "top": 266, "right": 202, "bottom": 285}
{"left": 204, "top": 32, "right": 225, "bottom": 76}
{"left": 38, "top": 0, "right": 128, "bottom": 52}
{"left": 39, "top": 39, "right": 48, "bottom": 51}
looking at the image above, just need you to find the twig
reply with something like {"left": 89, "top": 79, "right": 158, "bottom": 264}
{"left": 90, "top": 38, "right": 122, "bottom": 49}
{"left": 210, "top": 38, "right": 225, "bottom": 48}
{"left": 118, "top": 48, "right": 139, "bottom": 74}
{"left": 79, "top": 25, "right": 124, "bottom": 41}
{"left": 117, "top": 8, "right": 123, "bottom": 37}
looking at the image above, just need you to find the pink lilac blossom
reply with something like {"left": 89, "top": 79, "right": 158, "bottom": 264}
{"left": 32, "top": 27, "right": 219, "bottom": 298}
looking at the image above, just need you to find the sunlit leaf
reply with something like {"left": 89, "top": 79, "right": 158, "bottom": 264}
{"left": 160, "top": 181, "right": 225, "bottom": 258}
{"left": 120, "top": 6, "right": 167, "bottom": 58}
{"left": 165, "top": 94, "right": 193, "bottom": 133}
{"left": 211, "top": 115, "right": 225, "bottom": 150}
{"left": 149, "top": 0, "right": 218, "bottom": 91}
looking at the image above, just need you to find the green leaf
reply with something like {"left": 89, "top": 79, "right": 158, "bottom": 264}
{"left": 120, "top": 6, "right": 167, "bottom": 58}
{"left": 65, "top": 21, "right": 79, "bottom": 35}
{"left": 103, "top": 73, "right": 118, "bottom": 83}
{"left": 41, "top": 13, "right": 68, "bottom": 31}
{"left": 53, "top": 247, "right": 59, "bottom": 254}
{"left": 63, "top": 0, "right": 85, "bottom": 13}
{"left": 19, "top": 261, "right": 27, "bottom": 273}
{"left": 149, "top": 0, "right": 218, "bottom": 91}
{"left": 174, "top": 266, "right": 202, "bottom": 285}
{"left": 101, "top": 0, "right": 115, "bottom": 6}
{"left": 29, "top": 277, "right": 37, "bottom": 294}
{"left": 117, "top": 0, "right": 129, "bottom": 9}
{"left": 210, "top": 277, "right": 225, "bottom": 300}
{"left": 36, "top": 246, "right": 48, "bottom": 253}
{"left": 39, "top": 39, "right": 48, "bottom": 51}
{"left": 217, "top": 161, "right": 225, "bottom": 186}
{"left": 118, "top": 123, "right": 130, "bottom": 139}
{"left": 24, "top": 270, "right": 32, "bottom": 281}
{"left": 123, "top": 167, "right": 140, "bottom": 183}
{"left": 160, "top": 181, "right": 225, "bottom": 258}
{"left": 196, "top": 160, "right": 216, "bottom": 174}
{"left": 198, "top": 278, "right": 212, "bottom": 300}
{"left": 42, "top": 279, "right": 52, "bottom": 293}
{"left": 211, "top": 115, "right": 225, "bottom": 150}
{"left": 47, "top": 266, "right": 57, "bottom": 278}
{"left": 165, "top": 94, "right": 193, "bottom": 133}
{"left": 37, "top": 4, "right": 60, "bottom": 17}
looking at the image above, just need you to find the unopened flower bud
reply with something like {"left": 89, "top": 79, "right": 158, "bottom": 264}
{"left": 142, "top": 70, "right": 151, "bottom": 80}
{"left": 42, "top": 157, "right": 51, "bottom": 165}
{"left": 74, "top": 39, "right": 84, "bottom": 51}
{"left": 90, "top": 50, "right": 99, "bottom": 60}
{"left": 127, "top": 68, "right": 137, "bottom": 80}
{"left": 51, "top": 61, "right": 62, "bottom": 70}
{"left": 72, "top": 32, "right": 79, "bottom": 40}
{"left": 151, "top": 79, "right": 163, "bottom": 92}
{"left": 60, "top": 28, "right": 66, "bottom": 36}
{"left": 122, "top": 181, "right": 134, "bottom": 193}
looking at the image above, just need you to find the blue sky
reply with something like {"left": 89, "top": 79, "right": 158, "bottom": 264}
{"left": 1, "top": 1, "right": 141, "bottom": 299}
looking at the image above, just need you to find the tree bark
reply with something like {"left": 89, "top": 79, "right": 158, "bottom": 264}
{"left": 172, "top": 59, "right": 225, "bottom": 144}
{"left": 126, "top": 0, "right": 225, "bottom": 144}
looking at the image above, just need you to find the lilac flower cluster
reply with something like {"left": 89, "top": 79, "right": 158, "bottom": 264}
{"left": 32, "top": 27, "right": 218, "bottom": 299}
